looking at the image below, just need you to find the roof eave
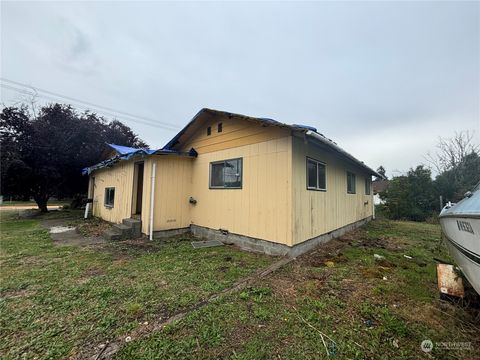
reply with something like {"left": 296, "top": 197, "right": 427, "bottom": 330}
{"left": 304, "top": 130, "right": 382, "bottom": 178}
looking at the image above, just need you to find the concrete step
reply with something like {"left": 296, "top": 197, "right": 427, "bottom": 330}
{"left": 122, "top": 218, "right": 142, "bottom": 238}
{"left": 104, "top": 229, "right": 122, "bottom": 241}
{"left": 113, "top": 223, "right": 132, "bottom": 239}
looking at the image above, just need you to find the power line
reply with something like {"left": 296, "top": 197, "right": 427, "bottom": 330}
{"left": 1, "top": 83, "right": 180, "bottom": 131}
{"left": 1, "top": 77, "right": 179, "bottom": 129}
{"left": 1, "top": 83, "right": 177, "bottom": 131}
{"left": 0, "top": 78, "right": 180, "bottom": 131}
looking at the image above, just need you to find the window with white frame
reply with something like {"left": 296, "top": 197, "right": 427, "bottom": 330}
{"left": 210, "top": 158, "right": 242, "bottom": 189}
{"left": 365, "top": 177, "right": 371, "bottom": 195}
{"left": 104, "top": 187, "right": 115, "bottom": 207}
{"left": 347, "top": 172, "right": 356, "bottom": 194}
{"left": 307, "top": 157, "right": 326, "bottom": 191}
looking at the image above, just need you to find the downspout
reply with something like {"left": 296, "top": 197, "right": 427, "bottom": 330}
{"left": 372, "top": 192, "right": 376, "bottom": 220}
{"left": 149, "top": 161, "right": 156, "bottom": 241}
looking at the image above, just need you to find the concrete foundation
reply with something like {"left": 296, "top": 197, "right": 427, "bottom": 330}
{"left": 152, "top": 227, "right": 190, "bottom": 239}
{"left": 190, "top": 216, "right": 372, "bottom": 257}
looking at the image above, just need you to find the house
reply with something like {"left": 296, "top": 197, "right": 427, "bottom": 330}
{"left": 84, "top": 108, "right": 380, "bottom": 256}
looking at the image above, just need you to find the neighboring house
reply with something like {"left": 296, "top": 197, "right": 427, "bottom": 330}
{"left": 84, "top": 108, "right": 380, "bottom": 256}
{"left": 373, "top": 179, "right": 389, "bottom": 205}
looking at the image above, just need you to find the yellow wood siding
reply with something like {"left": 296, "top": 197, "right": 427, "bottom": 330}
{"left": 91, "top": 160, "right": 135, "bottom": 223}
{"left": 189, "top": 136, "right": 293, "bottom": 245}
{"left": 151, "top": 156, "right": 193, "bottom": 231}
{"left": 90, "top": 130, "right": 373, "bottom": 249}
{"left": 177, "top": 116, "right": 290, "bottom": 154}
{"left": 291, "top": 136, "right": 373, "bottom": 244}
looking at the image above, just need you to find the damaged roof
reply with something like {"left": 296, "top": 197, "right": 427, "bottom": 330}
{"left": 83, "top": 108, "right": 381, "bottom": 178}
{"left": 164, "top": 108, "right": 381, "bottom": 178}
{"left": 82, "top": 144, "right": 196, "bottom": 175}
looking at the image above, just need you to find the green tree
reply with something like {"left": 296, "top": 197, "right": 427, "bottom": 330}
{"left": 0, "top": 103, "right": 147, "bottom": 211}
{"left": 434, "top": 152, "right": 480, "bottom": 203}
{"left": 382, "top": 166, "right": 436, "bottom": 221}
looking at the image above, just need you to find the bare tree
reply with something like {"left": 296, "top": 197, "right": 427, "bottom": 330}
{"left": 424, "top": 131, "right": 479, "bottom": 174}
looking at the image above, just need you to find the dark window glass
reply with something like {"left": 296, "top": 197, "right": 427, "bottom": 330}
{"left": 218, "top": 123, "right": 223, "bottom": 133}
{"left": 318, "top": 163, "right": 326, "bottom": 190}
{"left": 207, "top": 126, "right": 211, "bottom": 136}
{"left": 105, "top": 187, "right": 115, "bottom": 207}
{"left": 307, "top": 159, "right": 317, "bottom": 188}
{"left": 211, "top": 163, "right": 224, "bottom": 187}
{"left": 347, "top": 172, "right": 356, "bottom": 194}
{"left": 210, "top": 158, "right": 242, "bottom": 188}
{"left": 307, "top": 158, "right": 326, "bottom": 190}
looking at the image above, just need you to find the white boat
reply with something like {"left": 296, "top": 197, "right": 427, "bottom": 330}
{"left": 439, "top": 183, "right": 480, "bottom": 295}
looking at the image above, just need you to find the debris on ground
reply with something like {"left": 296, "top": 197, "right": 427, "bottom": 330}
{"left": 49, "top": 226, "right": 75, "bottom": 233}
{"left": 191, "top": 240, "right": 224, "bottom": 249}
{"left": 374, "top": 254, "right": 385, "bottom": 260}
{"left": 437, "top": 263, "right": 465, "bottom": 298}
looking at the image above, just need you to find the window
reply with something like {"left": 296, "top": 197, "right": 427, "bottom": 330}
{"left": 306, "top": 158, "right": 326, "bottom": 191}
{"left": 218, "top": 123, "right": 223, "bottom": 133}
{"left": 365, "top": 178, "right": 371, "bottom": 195}
{"left": 210, "top": 158, "right": 242, "bottom": 189}
{"left": 207, "top": 126, "right": 211, "bottom": 136}
{"left": 104, "top": 187, "right": 115, "bottom": 207}
{"left": 347, "top": 172, "right": 356, "bottom": 194}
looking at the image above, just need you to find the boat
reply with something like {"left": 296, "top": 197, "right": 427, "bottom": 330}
{"left": 439, "top": 183, "right": 480, "bottom": 295}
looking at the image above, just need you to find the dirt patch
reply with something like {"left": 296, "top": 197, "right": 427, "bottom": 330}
{"left": 40, "top": 218, "right": 106, "bottom": 247}
{"left": 1, "top": 288, "right": 36, "bottom": 299}
{"left": 76, "top": 218, "right": 111, "bottom": 237}
{"left": 335, "top": 228, "right": 408, "bottom": 251}
{"left": 300, "top": 239, "right": 350, "bottom": 267}
{"left": 18, "top": 256, "right": 49, "bottom": 266}
{"left": 103, "top": 238, "right": 177, "bottom": 260}
{"left": 50, "top": 229, "right": 105, "bottom": 247}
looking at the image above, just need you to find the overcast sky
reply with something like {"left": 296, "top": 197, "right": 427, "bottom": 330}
{"left": 1, "top": 1, "right": 479, "bottom": 177}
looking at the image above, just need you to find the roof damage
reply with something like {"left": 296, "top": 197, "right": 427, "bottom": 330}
{"left": 83, "top": 108, "right": 381, "bottom": 178}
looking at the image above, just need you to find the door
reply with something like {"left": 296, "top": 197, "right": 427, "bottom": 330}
{"left": 133, "top": 162, "right": 144, "bottom": 215}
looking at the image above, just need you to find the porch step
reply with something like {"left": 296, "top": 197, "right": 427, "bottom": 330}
{"left": 103, "top": 218, "right": 142, "bottom": 241}
{"left": 113, "top": 224, "right": 132, "bottom": 238}
{"left": 104, "top": 229, "right": 122, "bottom": 241}
{"left": 122, "top": 218, "right": 142, "bottom": 238}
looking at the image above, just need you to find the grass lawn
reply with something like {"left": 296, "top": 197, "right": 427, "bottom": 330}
{"left": 0, "top": 211, "right": 274, "bottom": 359}
{"left": 118, "top": 221, "right": 479, "bottom": 360}
{"left": 1, "top": 212, "right": 478, "bottom": 359}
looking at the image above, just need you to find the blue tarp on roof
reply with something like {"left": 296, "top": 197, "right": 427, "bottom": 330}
{"left": 83, "top": 108, "right": 380, "bottom": 178}
{"left": 163, "top": 108, "right": 380, "bottom": 177}
{"left": 82, "top": 144, "right": 196, "bottom": 175}
{"left": 107, "top": 143, "right": 147, "bottom": 155}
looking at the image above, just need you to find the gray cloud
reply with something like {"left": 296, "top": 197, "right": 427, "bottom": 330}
{"left": 1, "top": 1, "right": 478, "bottom": 177}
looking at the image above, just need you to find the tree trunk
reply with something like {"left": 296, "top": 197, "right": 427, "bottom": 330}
{"left": 33, "top": 194, "right": 49, "bottom": 212}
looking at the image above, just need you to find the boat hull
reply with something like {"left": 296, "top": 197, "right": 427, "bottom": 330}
{"left": 439, "top": 216, "right": 480, "bottom": 295}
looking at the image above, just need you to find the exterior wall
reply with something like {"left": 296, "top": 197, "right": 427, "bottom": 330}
{"left": 90, "top": 159, "right": 136, "bottom": 224}
{"left": 138, "top": 156, "right": 193, "bottom": 235}
{"left": 291, "top": 136, "right": 373, "bottom": 245}
{"left": 177, "top": 115, "right": 290, "bottom": 154}
{"left": 89, "top": 121, "right": 374, "bottom": 252}
{"left": 151, "top": 156, "right": 193, "bottom": 232}
{"left": 189, "top": 136, "right": 293, "bottom": 246}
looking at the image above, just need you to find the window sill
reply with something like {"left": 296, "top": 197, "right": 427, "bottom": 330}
{"left": 104, "top": 205, "right": 114, "bottom": 209}
{"left": 307, "top": 187, "right": 327, "bottom": 192}
{"left": 209, "top": 187, "right": 242, "bottom": 190}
